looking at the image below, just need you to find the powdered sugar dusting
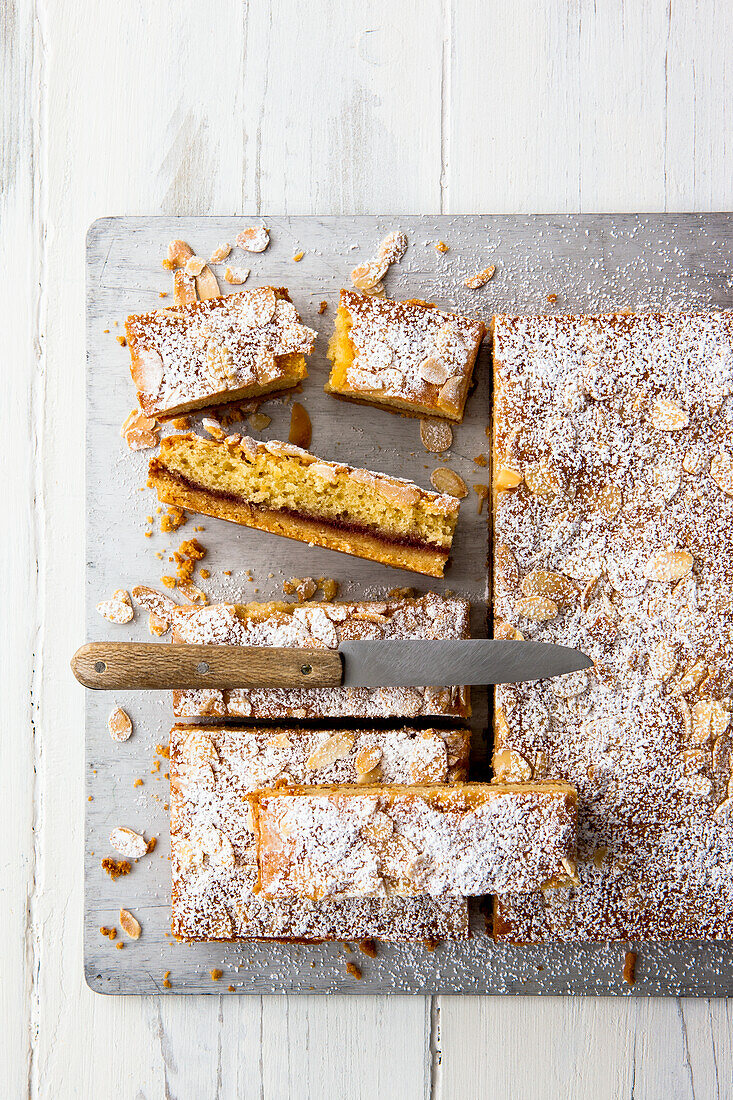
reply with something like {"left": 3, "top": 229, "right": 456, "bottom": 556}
{"left": 125, "top": 289, "right": 316, "bottom": 419}
{"left": 256, "top": 786, "right": 576, "bottom": 899}
{"left": 170, "top": 725, "right": 470, "bottom": 941}
{"left": 492, "top": 312, "right": 733, "bottom": 941}
{"left": 171, "top": 593, "right": 471, "bottom": 720}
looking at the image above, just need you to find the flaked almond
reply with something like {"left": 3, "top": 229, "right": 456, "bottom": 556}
{"left": 495, "top": 465, "right": 523, "bottom": 490}
{"left": 514, "top": 596, "right": 559, "bottom": 621}
{"left": 119, "top": 909, "right": 141, "bottom": 939}
{"left": 109, "top": 827, "right": 147, "bottom": 859}
{"left": 289, "top": 402, "right": 312, "bottom": 449}
{"left": 309, "top": 461, "right": 338, "bottom": 484}
{"left": 236, "top": 226, "right": 269, "bottom": 252}
{"left": 713, "top": 796, "right": 733, "bottom": 827}
{"left": 420, "top": 418, "right": 453, "bottom": 453}
{"left": 306, "top": 731, "right": 355, "bottom": 771}
{"left": 97, "top": 589, "right": 134, "bottom": 624}
{"left": 177, "top": 581, "right": 208, "bottom": 605}
{"left": 691, "top": 700, "right": 730, "bottom": 745}
{"left": 355, "top": 745, "right": 382, "bottom": 776}
{"left": 195, "top": 266, "right": 221, "bottom": 301}
{"left": 363, "top": 282, "right": 386, "bottom": 298}
{"left": 202, "top": 417, "right": 225, "bottom": 440}
{"left": 495, "top": 544, "right": 519, "bottom": 592}
{"left": 351, "top": 260, "right": 388, "bottom": 291}
{"left": 239, "top": 286, "right": 277, "bottom": 327}
{"left": 183, "top": 731, "right": 219, "bottom": 764}
{"left": 372, "top": 477, "right": 421, "bottom": 506}
{"left": 184, "top": 255, "right": 206, "bottom": 277}
{"left": 437, "top": 375, "right": 464, "bottom": 411}
{"left": 682, "top": 447, "right": 705, "bottom": 474}
{"left": 209, "top": 242, "right": 232, "bottom": 263}
{"left": 376, "top": 230, "right": 407, "bottom": 265}
{"left": 430, "top": 467, "right": 468, "bottom": 498}
{"left": 361, "top": 811, "right": 394, "bottom": 843}
{"left": 224, "top": 266, "right": 250, "bottom": 285}
{"left": 463, "top": 264, "right": 495, "bottom": 289}
{"left": 651, "top": 397, "right": 689, "bottom": 431}
{"left": 521, "top": 570, "right": 577, "bottom": 606}
{"left": 131, "top": 585, "right": 177, "bottom": 623}
{"left": 108, "top": 707, "right": 133, "bottom": 742}
{"left": 167, "top": 240, "right": 194, "bottom": 267}
{"left": 418, "top": 357, "right": 450, "bottom": 385}
{"left": 560, "top": 857, "right": 581, "bottom": 886}
{"left": 673, "top": 659, "right": 708, "bottom": 697}
{"left": 710, "top": 450, "right": 733, "bottom": 495}
{"left": 125, "top": 427, "right": 159, "bottom": 451}
{"left": 494, "top": 620, "right": 524, "bottom": 641}
{"left": 493, "top": 748, "right": 533, "bottom": 781}
{"left": 648, "top": 639, "right": 678, "bottom": 681}
{"left": 644, "top": 549, "right": 694, "bottom": 582}
{"left": 148, "top": 612, "right": 168, "bottom": 637}
{"left": 589, "top": 483, "right": 623, "bottom": 520}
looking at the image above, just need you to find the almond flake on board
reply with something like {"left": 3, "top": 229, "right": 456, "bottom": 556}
{"left": 167, "top": 240, "right": 194, "bottom": 267}
{"left": 224, "top": 266, "right": 250, "bottom": 285}
{"left": 209, "top": 242, "right": 232, "bottom": 264}
{"left": 184, "top": 255, "right": 206, "bottom": 277}
{"left": 236, "top": 226, "right": 269, "bottom": 252}
{"left": 430, "top": 467, "right": 468, "bottom": 498}
{"left": 97, "top": 589, "right": 134, "bottom": 624}
{"left": 108, "top": 707, "right": 133, "bottom": 742}
{"left": 119, "top": 909, "right": 142, "bottom": 939}
{"left": 420, "top": 419, "right": 453, "bottom": 453}
{"left": 109, "top": 827, "right": 148, "bottom": 859}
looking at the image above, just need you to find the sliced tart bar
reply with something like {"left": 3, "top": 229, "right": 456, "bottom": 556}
{"left": 252, "top": 782, "right": 578, "bottom": 900}
{"left": 125, "top": 287, "right": 316, "bottom": 421}
{"left": 170, "top": 724, "right": 470, "bottom": 941}
{"left": 151, "top": 592, "right": 472, "bottom": 721}
{"left": 326, "top": 289, "right": 485, "bottom": 421}
{"left": 148, "top": 433, "right": 461, "bottom": 576}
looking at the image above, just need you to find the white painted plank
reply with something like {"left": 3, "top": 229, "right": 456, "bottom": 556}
{"left": 1, "top": 1, "right": 42, "bottom": 1097}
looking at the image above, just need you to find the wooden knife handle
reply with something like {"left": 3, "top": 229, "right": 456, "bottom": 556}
{"left": 71, "top": 643, "right": 344, "bottom": 690}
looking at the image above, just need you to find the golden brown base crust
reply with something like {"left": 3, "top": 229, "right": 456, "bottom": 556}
{"left": 154, "top": 372, "right": 306, "bottom": 422}
{"left": 149, "top": 468, "right": 451, "bottom": 577}
{"left": 324, "top": 382, "right": 467, "bottom": 423}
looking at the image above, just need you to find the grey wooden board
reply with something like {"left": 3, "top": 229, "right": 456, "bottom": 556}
{"left": 86, "top": 214, "right": 733, "bottom": 995}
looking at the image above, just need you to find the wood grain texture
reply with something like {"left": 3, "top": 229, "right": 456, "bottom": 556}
{"left": 71, "top": 643, "right": 344, "bottom": 690}
{"left": 4, "top": 1, "right": 733, "bottom": 1098}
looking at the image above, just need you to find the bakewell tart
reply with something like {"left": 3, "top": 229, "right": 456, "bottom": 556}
{"left": 251, "top": 782, "right": 577, "bottom": 900}
{"left": 169, "top": 724, "right": 470, "bottom": 941}
{"left": 326, "top": 290, "right": 486, "bottom": 421}
{"left": 147, "top": 433, "right": 461, "bottom": 576}
{"left": 162, "top": 593, "right": 471, "bottom": 722}
{"left": 125, "top": 287, "right": 316, "bottom": 421}
{"left": 491, "top": 311, "right": 733, "bottom": 941}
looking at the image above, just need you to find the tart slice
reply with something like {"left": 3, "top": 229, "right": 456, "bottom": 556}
{"left": 326, "top": 290, "right": 486, "bottom": 421}
{"left": 148, "top": 434, "right": 461, "bottom": 576}
{"left": 170, "top": 724, "right": 470, "bottom": 942}
{"left": 252, "top": 782, "right": 578, "bottom": 900}
{"left": 152, "top": 592, "right": 472, "bottom": 721}
{"left": 125, "top": 287, "right": 316, "bottom": 421}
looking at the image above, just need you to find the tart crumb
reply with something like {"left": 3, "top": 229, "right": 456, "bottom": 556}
{"left": 147, "top": 836, "right": 158, "bottom": 853}
{"left": 623, "top": 950, "right": 637, "bottom": 986}
{"left": 156, "top": 743, "right": 170, "bottom": 758}
{"left": 133, "top": 778, "right": 143, "bottom": 788}
{"left": 99, "top": 926, "right": 117, "bottom": 940}
{"left": 318, "top": 300, "right": 328, "bottom": 314}
{"left": 101, "top": 858, "right": 131, "bottom": 881}
{"left": 358, "top": 938, "right": 378, "bottom": 958}
{"left": 163, "top": 971, "right": 172, "bottom": 989}
{"left": 171, "top": 416, "right": 191, "bottom": 430}
{"left": 345, "top": 961, "right": 362, "bottom": 979}
{"left": 318, "top": 576, "right": 339, "bottom": 601}
{"left": 161, "top": 576, "right": 176, "bottom": 589}
{"left": 199, "top": 568, "right": 211, "bottom": 579}
{"left": 159, "top": 291, "right": 168, "bottom": 298}
{"left": 435, "top": 241, "right": 450, "bottom": 253}
{"left": 546, "top": 293, "right": 558, "bottom": 303}
{"left": 161, "top": 505, "right": 187, "bottom": 533}
{"left": 473, "top": 484, "right": 489, "bottom": 514}
{"left": 473, "top": 454, "right": 488, "bottom": 467}
{"left": 116, "top": 942, "right": 125, "bottom": 949}
{"left": 116, "top": 335, "right": 127, "bottom": 347}
{"left": 293, "top": 251, "right": 305, "bottom": 262}
{"left": 210, "top": 968, "right": 224, "bottom": 981}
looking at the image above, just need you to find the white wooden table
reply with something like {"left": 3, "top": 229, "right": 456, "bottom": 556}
{"left": 4, "top": 2, "right": 733, "bottom": 1096}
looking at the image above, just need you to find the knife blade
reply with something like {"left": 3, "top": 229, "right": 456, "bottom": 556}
{"left": 71, "top": 639, "right": 592, "bottom": 690}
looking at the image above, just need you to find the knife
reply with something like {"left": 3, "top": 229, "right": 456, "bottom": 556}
{"left": 71, "top": 639, "right": 592, "bottom": 690}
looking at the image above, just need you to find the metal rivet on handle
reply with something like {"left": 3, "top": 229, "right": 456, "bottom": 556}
{"left": 197, "top": 661, "right": 210, "bottom": 674}
{"left": 301, "top": 664, "right": 312, "bottom": 676}
{"left": 94, "top": 661, "right": 106, "bottom": 673}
